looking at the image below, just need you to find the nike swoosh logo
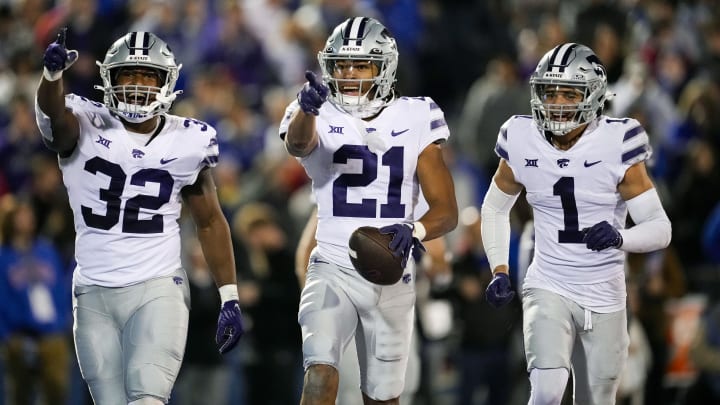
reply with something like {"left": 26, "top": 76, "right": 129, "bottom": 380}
{"left": 584, "top": 160, "right": 602, "bottom": 167}
{"left": 391, "top": 129, "right": 409, "bottom": 137}
{"left": 311, "top": 257, "right": 330, "bottom": 265}
{"left": 160, "top": 157, "right": 178, "bottom": 164}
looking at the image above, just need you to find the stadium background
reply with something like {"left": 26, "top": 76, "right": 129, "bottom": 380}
{"left": 0, "top": 0, "right": 719, "bottom": 404}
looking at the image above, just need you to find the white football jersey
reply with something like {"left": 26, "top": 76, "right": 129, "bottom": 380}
{"left": 280, "top": 97, "right": 450, "bottom": 269}
{"left": 61, "top": 94, "right": 218, "bottom": 287}
{"left": 496, "top": 115, "right": 650, "bottom": 309}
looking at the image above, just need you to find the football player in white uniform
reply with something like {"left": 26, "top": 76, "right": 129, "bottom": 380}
{"left": 35, "top": 29, "right": 244, "bottom": 405}
{"left": 280, "top": 17, "right": 457, "bottom": 405}
{"left": 294, "top": 207, "right": 430, "bottom": 405}
{"left": 480, "top": 43, "right": 671, "bottom": 405}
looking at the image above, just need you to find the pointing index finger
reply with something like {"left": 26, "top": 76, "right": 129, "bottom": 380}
{"left": 305, "top": 70, "right": 320, "bottom": 87}
{"left": 56, "top": 27, "right": 67, "bottom": 46}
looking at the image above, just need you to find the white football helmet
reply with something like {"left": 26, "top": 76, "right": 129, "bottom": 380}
{"left": 318, "top": 17, "right": 398, "bottom": 118}
{"left": 95, "top": 32, "right": 183, "bottom": 123}
{"left": 530, "top": 43, "right": 613, "bottom": 136}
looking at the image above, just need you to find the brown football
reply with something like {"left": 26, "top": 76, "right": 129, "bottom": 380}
{"left": 348, "top": 226, "right": 403, "bottom": 285}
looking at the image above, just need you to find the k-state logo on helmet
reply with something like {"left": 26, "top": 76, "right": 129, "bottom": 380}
{"left": 339, "top": 46, "right": 362, "bottom": 53}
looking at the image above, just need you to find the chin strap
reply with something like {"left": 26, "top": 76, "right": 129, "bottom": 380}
{"left": 154, "top": 84, "right": 183, "bottom": 107}
{"left": 145, "top": 84, "right": 183, "bottom": 116}
{"left": 341, "top": 97, "right": 390, "bottom": 119}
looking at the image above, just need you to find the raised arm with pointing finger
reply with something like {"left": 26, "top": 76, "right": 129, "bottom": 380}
{"left": 35, "top": 29, "right": 244, "bottom": 405}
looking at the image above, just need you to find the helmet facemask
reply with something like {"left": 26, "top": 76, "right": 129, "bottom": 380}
{"left": 531, "top": 81, "right": 605, "bottom": 136}
{"left": 95, "top": 32, "right": 183, "bottom": 123}
{"left": 319, "top": 56, "right": 391, "bottom": 118}
{"left": 318, "top": 17, "right": 398, "bottom": 119}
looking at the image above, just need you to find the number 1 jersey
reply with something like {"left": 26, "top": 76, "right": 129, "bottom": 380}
{"left": 60, "top": 94, "right": 218, "bottom": 287}
{"left": 495, "top": 115, "right": 651, "bottom": 310}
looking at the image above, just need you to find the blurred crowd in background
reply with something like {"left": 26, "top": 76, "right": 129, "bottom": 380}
{"left": 1, "top": 0, "right": 720, "bottom": 404}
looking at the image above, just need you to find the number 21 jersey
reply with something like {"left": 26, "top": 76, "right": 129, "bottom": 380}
{"left": 280, "top": 97, "right": 449, "bottom": 269}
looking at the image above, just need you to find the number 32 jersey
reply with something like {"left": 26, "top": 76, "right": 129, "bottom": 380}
{"left": 60, "top": 95, "right": 218, "bottom": 287}
{"left": 280, "top": 97, "right": 449, "bottom": 269}
{"left": 495, "top": 115, "right": 651, "bottom": 310}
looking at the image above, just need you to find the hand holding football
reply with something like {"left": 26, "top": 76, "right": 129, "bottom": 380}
{"left": 348, "top": 226, "right": 404, "bottom": 285}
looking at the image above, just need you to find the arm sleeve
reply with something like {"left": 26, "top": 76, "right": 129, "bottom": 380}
{"left": 618, "top": 188, "right": 671, "bottom": 253}
{"left": 480, "top": 180, "right": 520, "bottom": 272}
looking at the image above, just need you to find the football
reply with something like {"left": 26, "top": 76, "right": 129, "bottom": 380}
{"left": 348, "top": 226, "right": 404, "bottom": 285}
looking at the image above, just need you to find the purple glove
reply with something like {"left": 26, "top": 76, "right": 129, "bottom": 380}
{"left": 42, "top": 27, "right": 78, "bottom": 80}
{"left": 379, "top": 223, "right": 426, "bottom": 268}
{"left": 297, "top": 71, "right": 329, "bottom": 116}
{"left": 582, "top": 220, "right": 623, "bottom": 251}
{"left": 485, "top": 273, "right": 515, "bottom": 308}
{"left": 216, "top": 300, "right": 244, "bottom": 354}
